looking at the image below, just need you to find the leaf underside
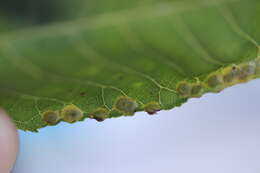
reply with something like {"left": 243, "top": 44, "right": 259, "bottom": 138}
{"left": 0, "top": 0, "right": 259, "bottom": 132}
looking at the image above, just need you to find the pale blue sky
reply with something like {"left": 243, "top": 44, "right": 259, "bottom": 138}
{"left": 13, "top": 79, "right": 260, "bottom": 173}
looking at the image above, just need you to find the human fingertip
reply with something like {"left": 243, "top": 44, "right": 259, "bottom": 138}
{"left": 0, "top": 110, "right": 19, "bottom": 173}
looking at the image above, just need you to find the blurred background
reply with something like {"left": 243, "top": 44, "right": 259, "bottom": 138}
{"left": 12, "top": 79, "right": 260, "bottom": 173}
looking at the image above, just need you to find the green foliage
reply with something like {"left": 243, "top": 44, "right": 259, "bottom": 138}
{"left": 0, "top": 0, "right": 259, "bottom": 131}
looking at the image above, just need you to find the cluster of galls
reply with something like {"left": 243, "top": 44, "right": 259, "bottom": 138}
{"left": 177, "top": 58, "right": 260, "bottom": 98}
{"left": 42, "top": 59, "right": 260, "bottom": 125}
{"left": 42, "top": 97, "right": 162, "bottom": 125}
{"left": 42, "top": 104, "right": 84, "bottom": 125}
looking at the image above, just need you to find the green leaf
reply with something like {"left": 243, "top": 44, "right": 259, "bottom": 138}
{"left": 0, "top": 0, "right": 259, "bottom": 132}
